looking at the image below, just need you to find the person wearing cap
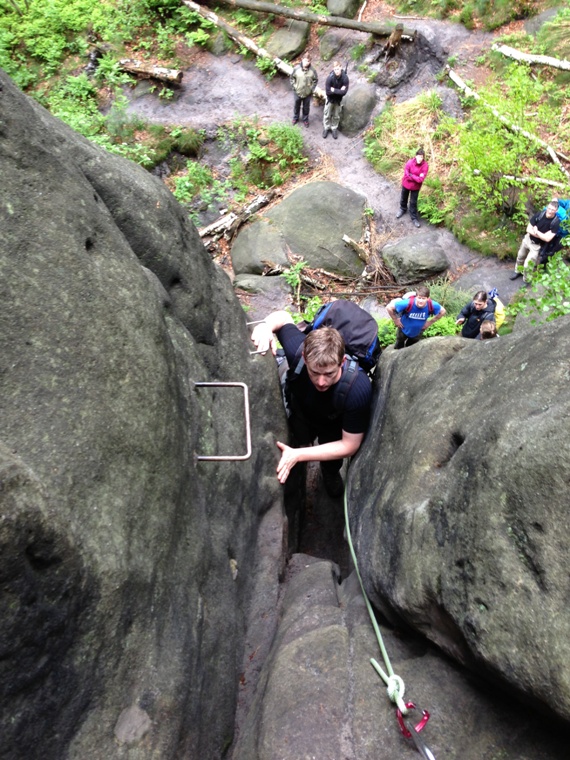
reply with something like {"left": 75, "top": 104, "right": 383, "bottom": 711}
{"left": 396, "top": 148, "right": 429, "bottom": 228}
{"left": 290, "top": 56, "right": 318, "bottom": 127}
{"left": 323, "top": 61, "right": 349, "bottom": 140}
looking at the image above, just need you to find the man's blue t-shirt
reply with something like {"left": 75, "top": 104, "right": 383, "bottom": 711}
{"left": 394, "top": 298, "right": 442, "bottom": 338}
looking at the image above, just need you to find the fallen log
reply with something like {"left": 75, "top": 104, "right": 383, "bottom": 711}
{"left": 447, "top": 66, "right": 570, "bottom": 172}
{"left": 491, "top": 44, "right": 570, "bottom": 72}
{"left": 198, "top": 191, "right": 277, "bottom": 241}
{"left": 473, "top": 170, "right": 568, "bottom": 190}
{"left": 182, "top": 0, "right": 326, "bottom": 99}
{"left": 201, "top": 0, "right": 416, "bottom": 38}
{"left": 118, "top": 59, "right": 183, "bottom": 83}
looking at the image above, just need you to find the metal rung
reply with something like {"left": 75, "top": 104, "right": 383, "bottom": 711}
{"left": 194, "top": 382, "right": 252, "bottom": 461}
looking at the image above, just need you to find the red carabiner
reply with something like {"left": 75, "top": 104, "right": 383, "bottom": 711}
{"left": 396, "top": 702, "right": 435, "bottom": 759}
{"left": 396, "top": 701, "right": 430, "bottom": 738}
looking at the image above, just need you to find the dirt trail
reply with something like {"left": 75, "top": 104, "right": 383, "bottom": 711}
{"left": 126, "top": 18, "right": 521, "bottom": 308}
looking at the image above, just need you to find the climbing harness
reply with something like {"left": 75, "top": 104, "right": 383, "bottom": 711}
{"left": 193, "top": 382, "right": 252, "bottom": 461}
{"left": 343, "top": 482, "right": 436, "bottom": 758}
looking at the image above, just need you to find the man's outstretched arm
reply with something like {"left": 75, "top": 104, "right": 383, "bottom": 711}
{"left": 251, "top": 310, "right": 294, "bottom": 355}
{"left": 275, "top": 431, "right": 364, "bottom": 484}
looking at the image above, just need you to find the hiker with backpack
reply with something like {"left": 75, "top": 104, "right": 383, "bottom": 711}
{"left": 386, "top": 286, "right": 446, "bottom": 350}
{"left": 250, "top": 304, "right": 376, "bottom": 495}
{"left": 455, "top": 291, "right": 496, "bottom": 339}
{"left": 511, "top": 200, "right": 560, "bottom": 283}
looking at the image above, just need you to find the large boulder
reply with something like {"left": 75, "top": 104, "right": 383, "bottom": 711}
{"left": 266, "top": 20, "right": 310, "bottom": 60}
{"left": 327, "top": 0, "right": 360, "bottom": 19}
{"left": 340, "top": 83, "right": 377, "bottom": 136}
{"left": 0, "top": 68, "right": 287, "bottom": 759}
{"left": 349, "top": 320, "right": 570, "bottom": 722}
{"left": 231, "top": 182, "right": 367, "bottom": 277}
{"left": 381, "top": 231, "right": 450, "bottom": 282}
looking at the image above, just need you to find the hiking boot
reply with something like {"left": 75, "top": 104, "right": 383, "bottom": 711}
{"left": 332, "top": 128, "right": 338, "bottom": 139}
{"left": 396, "top": 209, "right": 406, "bottom": 219}
{"left": 303, "top": 119, "right": 309, "bottom": 127}
{"left": 323, "top": 128, "right": 329, "bottom": 139}
{"left": 292, "top": 117, "right": 299, "bottom": 125}
{"left": 509, "top": 271, "right": 523, "bottom": 280}
{"left": 321, "top": 468, "right": 344, "bottom": 498}
{"left": 413, "top": 219, "right": 421, "bottom": 228}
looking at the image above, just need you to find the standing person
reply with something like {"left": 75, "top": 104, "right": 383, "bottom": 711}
{"left": 323, "top": 61, "right": 348, "bottom": 140}
{"left": 396, "top": 148, "right": 429, "bottom": 228}
{"left": 386, "top": 286, "right": 446, "bottom": 350}
{"left": 511, "top": 200, "right": 560, "bottom": 283}
{"left": 251, "top": 311, "right": 372, "bottom": 495}
{"left": 290, "top": 56, "right": 318, "bottom": 128}
{"left": 455, "top": 291, "right": 496, "bottom": 339}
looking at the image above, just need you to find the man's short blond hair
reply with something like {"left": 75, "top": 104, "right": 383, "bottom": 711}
{"left": 303, "top": 327, "right": 345, "bottom": 367}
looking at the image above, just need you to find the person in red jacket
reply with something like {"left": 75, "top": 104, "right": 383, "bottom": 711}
{"left": 396, "top": 148, "right": 429, "bottom": 228}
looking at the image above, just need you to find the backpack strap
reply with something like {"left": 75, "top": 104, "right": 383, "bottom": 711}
{"left": 331, "top": 358, "right": 360, "bottom": 414}
{"left": 405, "top": 296, "right": 434, "bottom": 315}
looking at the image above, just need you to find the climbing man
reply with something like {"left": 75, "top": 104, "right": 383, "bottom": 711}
{"left": 323, "top": 61, "right": 348, "bottom": 140}
{"left": 386, "top": 286, "right": 446, "bottom": 350}
{"left": 511, "top": 200, "right": 560, "bottom": 283}
{"left": 251, "top": 311, "right": 372, "bottom": 495}
{"left": 290, "top": 56, "right": 318, "bottom": 128}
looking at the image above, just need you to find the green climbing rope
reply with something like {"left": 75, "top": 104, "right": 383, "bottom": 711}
{"left": 343, "top": 480, "right": 409, "bottom": 715}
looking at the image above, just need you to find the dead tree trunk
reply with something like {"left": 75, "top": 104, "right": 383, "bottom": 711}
{"left": 198, "top": 0, "right": 416, "bottom": 38}
{"left": 118, "top": 59, "right": 183, "bottom": 83}
{"left": 491, "top": 44, "right": 570, "bottom": 72}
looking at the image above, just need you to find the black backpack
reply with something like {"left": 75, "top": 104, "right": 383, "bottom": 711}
{"left": 302, "top": 300, "right": 381, "bottom": 373}
{"left": 284, "top": 300, "right": 380, "bottom": 416}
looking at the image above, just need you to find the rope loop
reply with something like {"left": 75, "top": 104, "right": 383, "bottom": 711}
{"left": 386, "top": 674, "right": 408, "bottom": 714}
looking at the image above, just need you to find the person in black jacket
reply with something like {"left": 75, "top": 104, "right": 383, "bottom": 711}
{"left": 323, "top": 62, "right": 349, "bottom": 140}
{"left": 511, "top": 201, "right": 560, "bottom": 283}
{"left": 456, "top": 291, "right": 495, "bottom": 339}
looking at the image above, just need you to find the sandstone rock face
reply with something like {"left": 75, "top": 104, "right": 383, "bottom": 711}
{"left": 231, "top": 181, "right": 367, "bottom": 277}
{"left": 382, "top": 231, "right": 450, "bottom": 282}
{"left": 0, "top": 69, "right": 287, "bottom": 759}
{"left": 327, "top": 0, "right": 360, "bottom": 19}
{"left": 232, "top": 556, "right": 568, "bottom": 760}
{"left": 349, "top": 323, "right": 570, "bottom": 722}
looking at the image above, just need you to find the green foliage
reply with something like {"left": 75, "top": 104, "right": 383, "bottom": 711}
{"left": 255, "top": 56, "right": 277, "bottom": 80}
{"left": 394, "top": 0, "right": 535, "bottom": 31}
{"left": 351, "top": 43, "right": 366, "bottom": 61}
{"left": 95, "top": 54, "right": 131, "bottom": 87}
{"left": 173, "top": 160, "right": 230, "bottom": 208}
{"left": 507, "top": 252, "right": 570, "bottom": 324}
{"left": 281, "top": 259, "right": 307, "bottom": 306}
{"left": 375, "top": 317, "right": 397, "bottom": 348}
{"left": 219, "top": 118, "right": 308, "bottom": 199}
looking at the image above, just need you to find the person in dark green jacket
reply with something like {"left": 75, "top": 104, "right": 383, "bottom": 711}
{"left": 290, "top": 56, "right": 318, "bottom": 127}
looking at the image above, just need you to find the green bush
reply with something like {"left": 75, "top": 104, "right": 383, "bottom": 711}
{"left": 507, "top": 252, "right": 570, "bottom": 324}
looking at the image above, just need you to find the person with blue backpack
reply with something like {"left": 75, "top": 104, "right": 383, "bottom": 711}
{"left": 251, "top": 303, "right": 376, "bottom": 495}
{"left": 386, "top": 286, "right": 446, "bottom": 350}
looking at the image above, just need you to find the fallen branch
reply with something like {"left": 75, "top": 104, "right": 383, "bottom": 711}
{"left": 473, "top": 170, "right": 568, "bottom": 190}
{"left": 447, "top": 66, "right": 570, "bottom": 172}
{"left": 491, "top": 44, "right": 570, "bottom": 72}
{"left": 198, "top": 191, "right": 277, "bottom": 241}
{"left": 201, "top": 0, "right": 416, "bottom": 38}
{"left": 118, "top": 59, "right": 183, "bottom": 83}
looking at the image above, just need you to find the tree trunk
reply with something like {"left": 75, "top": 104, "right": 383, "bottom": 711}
{"left": 491, "top": 44, "right": 570, "bottom": 72}
{"left": 118, "top": 59, "right": 183, "bottom": 83}
{"left": 199, "top": 0, "right": 416, "bottom": 38}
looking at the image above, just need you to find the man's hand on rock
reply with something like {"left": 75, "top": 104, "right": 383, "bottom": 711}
{"left": 251, "top": 322, "right": 277, "bottom": 355}
{"left": 276, "top": 441, "right": 300, "bottom": 483}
